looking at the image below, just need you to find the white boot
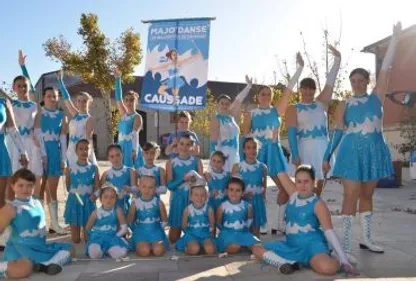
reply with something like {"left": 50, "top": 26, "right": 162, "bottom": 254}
{"left": 0, "top": 227, "right": 10, "bottom": 251}
{"left": 359, "top": 212, "right": 384, "bottom": 253}
{"left": 342, "top": 215, "right": 358, "bottom": 265}
{"left": 48, "top": 201, "right": 66, "bottom": 235}
{"left": 276, "top": 204, "right": 286, "bottom": 234}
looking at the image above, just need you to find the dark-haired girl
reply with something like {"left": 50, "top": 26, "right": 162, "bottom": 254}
{"left": 209, "top": 76, "right": 253, "bottom": 172}
{"left": 253, "top": 165, "right": 358, "bottom": 276}
{"left": 323, "top": 23, "right": 401, "bottom": 257}
{"left": 34, "top": 87, "right": 68, "bottom": 234}
{"left": 286, "top": 45, "right": 341, "bottom": 196}
{"left": 114, "top": 69, "right": 144, "bottom": 169}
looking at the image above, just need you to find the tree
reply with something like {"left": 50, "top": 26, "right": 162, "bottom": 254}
{"left": 190, "top": 88, "right": 216, "bottom": 137}
{"left": 43, "top": 13, "right": 142, "bottom": 146}
{"left": 395, "top": 108, "right": 416, "bottom": 161}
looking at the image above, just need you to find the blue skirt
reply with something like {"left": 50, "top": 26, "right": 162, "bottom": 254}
{"left": 216, "top": 229, "right": 260, "bottom": 253}
{"left": 176, "top": 230, "right": 214, "bottom": 252}
{"left": 0, "top": 134, "right": 12, "bottom": 177}
{"left": 208, "top": 195, "right": 226, "bottom": 215}
{"left": 135, "top": 146, "right": 144, "bottom": 169}
{"left": 247, "top": 194, "right": 267, "bottom": 228}
{"left": 168, "top": 187, "right": 189, "bottom": 228}
{"left": 117, "top": 195, "right": 131, "bottom": 217}
{"left": 64, "top": 193, "right": 96, "bottom": 227}
{"left": 86, "top": 232, "right": 130, "bottom": 256}
{"left": 258, "top": 140, "right": 288, "bottom": 177}
{"left": 3, "top": 238, "right": 72, "bottom": 264}
{"left": 130, "top": 223, "right": 169, "bottom": 249}
{"left": 263, "top": 239, "right": 329, "bottom": 265}
{"left": 45, "top": 141, "right": 63, "bottom": 177}
{"left": 333, "top": 132, "right": 393, "bottom": 181}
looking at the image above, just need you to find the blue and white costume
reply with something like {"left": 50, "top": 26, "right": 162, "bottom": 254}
{"left": 103, "top": 166, "right": 134, "bottom": 216}
{"left": 86, "top": 207, "right": 129, "bottom": 256}
{"left": 118, "top": 112, "right": 144, "bottom": 169}
{"left": 212, "top": 114, "right": 240, "bottom": 172}
{"left": 207, "top": 169, "right": 230, "bottom": 213}
{"left": 130, "top": 196, "right": 169, "bottom": 248}
{"left": 167, "top": 156, "right": 199, "bottom": 227}
{"left": 167, "top": 130, "right": 200, "bottom": 158}
{"left": 236, "top": 160, "right": 267, "bottom": 228}
{"left": 64, "top": 162, "right": 97, "bottom": 226}
{"left": 161, "top": 66, "right": 185, "bottom": 89}
{"left": 290, "top": 102, "right": 332, "bottom": 179}
{"left": 332, "top": 94, "right": 393, "bottom": 181}
{"left": 137, "top": 165, "right": 166, "bottom": 195}
{"left": 176, "top": 203, "right": 214, "bottom": 252}
{"left": 9, "top": 100, "right": 42, "bottom": 176}
{"left": 3, "top": 198, "right": 72, "bottom": 264}
{"left": 0, "top": 98, "right": 12, "bottom": 177}
{"left": 263, "top": 193, "right": 329, "bottom": 265}
{"left": 249, "top": 107, "right": 287, "bottom": 177}
{"left": 216, "top": 200, "right": 259, "bottom": 252}
{"left": 40, "top": 108, "right": 65, "bottom": 176}
{"left": 67, "top": 113, "right": 97, "bottom": 167}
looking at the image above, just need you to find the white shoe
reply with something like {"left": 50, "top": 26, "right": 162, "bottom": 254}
{"left": 48, "top": 201, "right": 66, "bottom": 235}
{"left": 359, "top": 212, "right": 384, "bottom": 254}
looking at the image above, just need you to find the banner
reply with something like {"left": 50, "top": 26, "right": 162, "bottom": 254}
{"left": 141, "top": 18, "right": 212, "bottom": 111}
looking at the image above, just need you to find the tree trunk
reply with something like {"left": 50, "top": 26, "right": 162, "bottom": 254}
{"left": 102, "top": 92, "right": 114, "bottom": 147}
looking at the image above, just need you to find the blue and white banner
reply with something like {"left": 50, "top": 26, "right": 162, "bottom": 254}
{"left": 141, "top": 18, "right": 212, "bottom": 111}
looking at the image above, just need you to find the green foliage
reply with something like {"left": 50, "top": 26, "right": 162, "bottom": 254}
{"left": 395, "top": 108, "right": 416, "bottom": 158}
{"left": 190, "top": 89, "right": 216, "bottom": 137}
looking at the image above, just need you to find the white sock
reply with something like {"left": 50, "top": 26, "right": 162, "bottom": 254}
{"left": 42, "top": 250, "right": 71, "bottom": 266}
{"left": 88, "top": 244, "right": 103, "bottom": 259}
{"left": 108, "top": 246, "right": 128, "bottom": 259}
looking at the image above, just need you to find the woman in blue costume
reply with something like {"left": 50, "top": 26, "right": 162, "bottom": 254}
{"left": 85, "top": 184, "right": 129, "bottom": 259}
{"left": 64, "top": 139, "right": 99, "bottom": 244}
{"left": 1, "top": 169, "right": 73, "bottom": 277}
{"left": 100, "top": 144, "right": 136, "bottom": 216}
{"left": 286, "top": 45, "right": 341, "bottom": 196}
{"left": 114, "top": 69, "right": 144, "bottom": 169}
{"left": 176, "top": 176, "right": 216, "bottom": 255}
{"left": 57, "top": 70, "right": 97, "bottom": 167}
{"left": 242, "top": 53, "right": 304, "bottom": 234}
{"left": 232, "top": 138, "right": 267, "bottom": 238}
{"left": 34, "top": 87, "right": 68, "bottom": 235}
{"left": 252, "top": 165, "right": 358, "bottom": 276}
{"left": 166, "top": 134, "right": 203, "bottom": 243}
{"left": 209, "top": 76, "right": 253, "bottom": 172}
{"left": 323, "top": 23, "right": 401, "bottom": 257}
{"left": 128, "top": 175, "right": 169, "bottom": 257}
{"left": 136, "top": 142, "right": 167, "bottom": 196}
{"left": 216, "top": 177, "right": 260, "bottom": 254}
{"left": 151, "top": 49, "right": 202, "bottom": 97}
{"left": 205, "top": 151, "right": 230, "bottom": 217}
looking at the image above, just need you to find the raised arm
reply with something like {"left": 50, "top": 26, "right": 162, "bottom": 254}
{"left": 229, "top": 75, "right": 253, "bottom": 118}
{"left": 374, "top": 22, "right": 402, "bottom": 103}
{"left": 0, "top": 89, "right": 13, "bottom": 103}
{"left": 286, "top": 105, "right": 300, "bottom": 166}
{"left": 18, "top": 50, "right": 36, "bottom": 101}
{"left": 57, "top": 70, "right": 78, "bottom": 117}
{"left": 276, "top": 52, "right": 304, "bottom": 115}
{"left": 5, "top": 99, "right": 28, "bottom": 167}
{"left": 317, "top": 45, "right": 341, "bottom": 107}
{"left": 241, "top": 110, "right": 252, "bottom": 137}
{"left": 131, "top": 114, "right": 142, "bottom": 162}
{"left": 114, "top": 69, "right": 127, "bottom": 115}
{"left": 166, "top": 160, "right": 184, "bottom": 191}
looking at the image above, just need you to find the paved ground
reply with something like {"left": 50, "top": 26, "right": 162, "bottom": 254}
{"left": 5, "top": 161, "right": 416, "bottom": 280}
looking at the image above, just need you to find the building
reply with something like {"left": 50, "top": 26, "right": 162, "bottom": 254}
{"left": 362, "top": 24, "right": 416, "bottom": 160}
{"left": 34, "top": 73, "right": 259, "bottom": 159}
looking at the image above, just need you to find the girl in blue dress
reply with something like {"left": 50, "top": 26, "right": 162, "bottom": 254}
{"left": 57, "top": 70, "right": 97, "bottom": 167}
{"left": 1, "top": 169, "right": 73, "bottom": 277}
{"left": 114, "top": 69, "right": 144, "bottom": 169}
{"left": 136, "top": 141, "right": 167, "bottom": 196}
{"left": 85, "top": 184, "right": 129, "bottom": 259}
{"left": 252, "top": 165, "right": 358, "bottom": 276}
{"left": 205, "top": 151, "right": 230, "bottom": 218}
{"left": 323, "top": 23, "right": 401, "bottom": 256}
{"left": 286, "top": 45, "right": 341, "bottom": 196}
{"left": 216, "top": 177, "right": 260, "bottom": 254}
{"left": 128, "top": 175, "right": 169, "bottom": 257}
{"left": 176, "top": 176, "right": 216, "bottom": 255}
{"left": 209, "top": 76, "right": 253, "bottom": 172}
{"left": 242, "top": 53, "right": 304, "bottom": 234}
{"left": 100, "top": 144, "right": 136, "bottom": 216}
{"left": 34, "top": 87, "right": 68, "bottom": 235}
{"left": 166, "top": 134, "right": 203, "bottom": 243}
{"left": 232, "top": 138, "right": 267, "bottom": 238}
{"left": 64, "top": 139, "right": 99, "bottom": 244}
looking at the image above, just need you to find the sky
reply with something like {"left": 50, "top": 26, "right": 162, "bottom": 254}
{"left": 0, "top": 0, "right": 414, "bottom": 91}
